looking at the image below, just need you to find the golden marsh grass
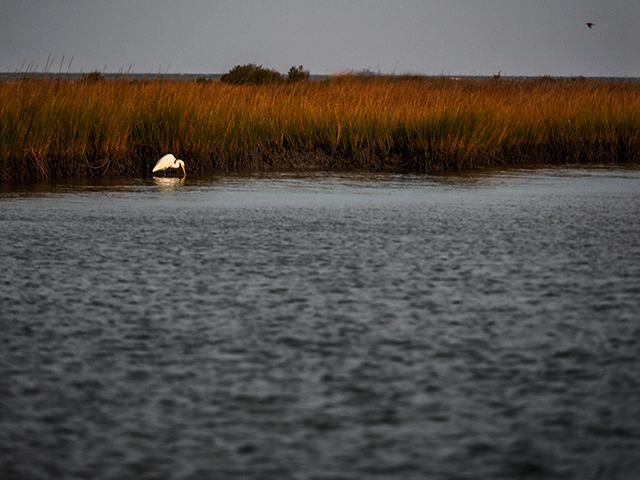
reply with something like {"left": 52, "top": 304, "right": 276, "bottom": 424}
{"left": 1, "top": 75, "right": 639, "bottom": 180}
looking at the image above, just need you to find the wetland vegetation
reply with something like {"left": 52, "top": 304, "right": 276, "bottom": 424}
{"left": 1, "top": 71, "right": 639, "bottom": 181}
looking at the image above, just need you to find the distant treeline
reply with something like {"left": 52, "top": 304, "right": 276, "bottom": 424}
{"left": 1, "top": 70, "right": 639, "bottom": 181}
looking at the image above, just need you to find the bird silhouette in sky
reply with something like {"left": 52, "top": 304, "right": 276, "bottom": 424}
{"left": 586, "top": 23, "right": 595, "bottom": 28}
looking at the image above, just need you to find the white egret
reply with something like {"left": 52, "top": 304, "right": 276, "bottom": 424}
{"left": 152, "top": 154, "right": 186, "bottom": 176}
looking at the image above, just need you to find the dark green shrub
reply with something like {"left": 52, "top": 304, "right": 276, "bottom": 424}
{"left": 82, "top": 71, "right": 105, "bottom": 83}
{"left": 219, "top": 64, "right": 283, "bottom": 85}
{"left": 287, "top": 65, "right": 310, "bottom": 82}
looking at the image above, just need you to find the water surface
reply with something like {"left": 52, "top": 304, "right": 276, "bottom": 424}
{"left": 1, "top": 166, "right": 639, "bottom": 479}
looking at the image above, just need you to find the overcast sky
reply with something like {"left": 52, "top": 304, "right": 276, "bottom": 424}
{"left": 1, "top": 0, "right": 639, "bottom": 77}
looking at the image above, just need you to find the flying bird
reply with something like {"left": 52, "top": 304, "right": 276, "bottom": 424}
{"left": 586, "top": 23, "right": 595, "bottom": 28}
{"left": 152, "top": 154, "right": 186, "bottom": 176}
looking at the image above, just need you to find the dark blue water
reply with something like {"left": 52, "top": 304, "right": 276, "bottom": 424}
{"left": 1, "top": 166, "right": 640, "bottom": 479}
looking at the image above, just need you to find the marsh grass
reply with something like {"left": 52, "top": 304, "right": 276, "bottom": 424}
{"left": 1, "top": 75, "right": 639, "bottom": 180}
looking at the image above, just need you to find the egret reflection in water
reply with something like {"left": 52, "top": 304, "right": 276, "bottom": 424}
{"left": 152, "top": 176, "right": 186, "bottom": 190}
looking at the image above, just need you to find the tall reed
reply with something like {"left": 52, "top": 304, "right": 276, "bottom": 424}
{"left": 1, "top": 76, "right": 639, "bottom": 180}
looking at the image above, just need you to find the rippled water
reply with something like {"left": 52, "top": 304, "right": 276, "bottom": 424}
{"left": 1, "top": 166, "right": 640, "bottom": 479}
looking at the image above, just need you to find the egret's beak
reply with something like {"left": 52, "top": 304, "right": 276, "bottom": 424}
{"left": 181, "top": 165, "right": 186, "bottom": 176}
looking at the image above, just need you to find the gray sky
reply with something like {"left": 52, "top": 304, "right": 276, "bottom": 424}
{"left": 1, "top": 0, "right": 639, "bottom": 77}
